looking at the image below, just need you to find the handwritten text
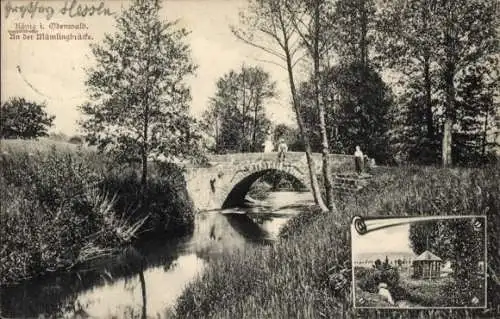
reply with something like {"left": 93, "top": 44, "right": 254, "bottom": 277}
{"left": 4, "top": 0, "right": 115, "bottom": 20}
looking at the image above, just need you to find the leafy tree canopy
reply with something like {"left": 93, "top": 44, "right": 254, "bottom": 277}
{"left": 202, "top": 66, "right": 276, "bottom": 153}
{"left": 1, "top": 97, "right": 55, "bottom": 139}
{"left": 298, "top": 62, "right": 394, "bottom": 162}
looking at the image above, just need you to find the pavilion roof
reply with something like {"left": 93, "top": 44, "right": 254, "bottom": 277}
{"left": 414, "top": 250, "right": 442, "bottom": 261}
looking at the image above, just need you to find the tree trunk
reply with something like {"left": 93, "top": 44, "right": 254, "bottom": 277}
{"left": 442, "top": 118, "right": 452, "bottom": 166}
{"left": 313, "top": 1, "right": 336, "bottom": 213}
{"left": 215, "top": 116, "right": 220, "bottom": 153}
{"left": 442, "top": 60, "right": 455, "bottom": 167}
{"left": 139, "top": 270, "right": 147, "bottom": 319}
{"left": 482, "top": 108, "right": 488, "bottom": 159}
{"left": 142, "top": 101, "right": 149, "bottom": 194}
{"left": 421, "top": 4, "right": 433, "bottom": 140}
{"left": 442, "top": 25, "right": 455, "bottom": 167}
{"left": 423, "top": 54, "right": 434, "bottom": 138}
{"left": 252, "top": 92, "right": 260, "bottom": 152}
{"left": 284, "top": 42, "right": 328, "bottom": 212}
{"left": 359, "top": 0, "right": 368, "bottom": 67}
{"left": 240, "top": 74, "right": 246, "bottom": 152}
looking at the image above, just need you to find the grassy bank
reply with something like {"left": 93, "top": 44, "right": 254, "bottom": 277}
{"left": 0, "top": 139, "right": 195, "bottom": 286}
{"left": 173, "top": 164, "right": 499, "bottom": 318}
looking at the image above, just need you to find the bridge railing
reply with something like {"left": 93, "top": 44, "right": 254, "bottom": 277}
{"left": 205, "top": 152, "right": 355, "bottom": 163}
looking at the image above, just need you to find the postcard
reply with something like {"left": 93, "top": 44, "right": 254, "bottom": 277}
{"left": 1, "top": 0, "right": 498, "bottom": 318}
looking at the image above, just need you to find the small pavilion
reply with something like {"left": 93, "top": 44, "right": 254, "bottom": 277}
{"left": 412, "top": 250, "right": 442, "bottom": 279}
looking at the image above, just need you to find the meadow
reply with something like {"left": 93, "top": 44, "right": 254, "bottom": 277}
{"left": 0, "top": 138, "right": 195, "bottom": 286}
{"left": 172, "top": 163, "right": 500, "bottom": 318}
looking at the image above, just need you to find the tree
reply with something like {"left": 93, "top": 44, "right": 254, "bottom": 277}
{"left": 299, "top": 63, "right": 393, "bottom": 162}
{"left": 375, "top": 0, "right": 440, "bottom": 147}
{"left": 434, "top": 0, "right": 498, "bottom": 167}
{"left": 79, "top": 0, "right": 198, "bottom": 190}
{"left": 332, "top": 0, "right": 376, "bottom": 67}
{"left": 383, "top": 256, "right": 390, "bottom": 269}
{"left": 1, "top": 97, "right": 54, "bottom": 139}
{"left": 232, "top": 0, "right": 328, "bottom": 211}
{"left": 202, "top": 66, "right": 275, "bottom": 153}
{"left": 333, "top": 63, "right": 393, "bottom": 162}
{"left": 296, "top": 71, "right": 335, "bottom": 153}
{"left": 388, "top": 75, "right": 441, "bottom": 164}
{"left": 453, "top": 64, "right": 499, "bottom": 164}
{"left": 287, "top": 0, "right": 338, "bottom": 212}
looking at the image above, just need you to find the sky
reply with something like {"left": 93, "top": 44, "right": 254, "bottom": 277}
{"left": 1, "top": 0, "right": 298, "bottom": 136}
{"left": 351, "top": 223, "right": 413, "bottom": 259}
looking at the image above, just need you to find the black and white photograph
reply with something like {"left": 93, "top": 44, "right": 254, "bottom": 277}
{"left": 351, "top": 216, "right": 487, "bottom": 309}
{"left": 1, "top": 0, "right": 499, "bottom": 318}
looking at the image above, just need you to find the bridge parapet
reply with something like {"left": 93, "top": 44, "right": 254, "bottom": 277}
{"left": 195, "top": 152, "right": 355, "bottom": 168}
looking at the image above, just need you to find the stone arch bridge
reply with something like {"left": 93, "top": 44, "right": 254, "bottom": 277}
{"left": 182, "top": 152, "right": 356, "bottom": 211}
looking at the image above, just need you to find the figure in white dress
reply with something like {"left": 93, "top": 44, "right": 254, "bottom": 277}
{"left": 263, "top": 138, "right": 274, "bottom": 153}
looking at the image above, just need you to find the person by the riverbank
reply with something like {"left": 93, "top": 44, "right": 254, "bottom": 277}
{"left": 378, "top": 282, "right": 395, "bottom": 305}
{"left": 354, "top": 145, "right": 364, "bottom": 174}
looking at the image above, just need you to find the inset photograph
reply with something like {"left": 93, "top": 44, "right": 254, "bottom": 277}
{"left": 351, "top": 216, "right": 487, "bottom": 309}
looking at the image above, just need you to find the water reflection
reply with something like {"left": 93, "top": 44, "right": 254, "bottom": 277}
{"left": 0, "top": 191, "right": 313, "bottom": 319}
{"left": 70, "top": 254, "right": 205, "bottom": 319}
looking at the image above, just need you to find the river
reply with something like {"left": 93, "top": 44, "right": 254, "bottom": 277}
{"left": 0, "top": 191, "right": 313, "bottom": 319}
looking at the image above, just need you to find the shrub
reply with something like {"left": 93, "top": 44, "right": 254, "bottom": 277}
{"left": 100, "top": 162, "right": 195, "bottom": 239}
{"left": 279, "top": 205, "right": 326, "bottom": 239}
{"left": 355, "top": 267, "right": 400, "bottom": 293}
{"left": 68, "top": 136, "right": 83, "bottom": 144}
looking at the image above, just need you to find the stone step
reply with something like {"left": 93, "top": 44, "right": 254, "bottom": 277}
{"left": 334, "top": 179, "right": 357, "bottom": 186}
{"left": 334, "top": 172, "right": 373, "bottom": 179}
{"left": 331, "top": 172, "right": 374, "bottom": 194}
{"left": 333, "top": 186, "right": 363, "bottom": 192}
{"left": 333, "top": 177, "right": 372, "bottom": 185}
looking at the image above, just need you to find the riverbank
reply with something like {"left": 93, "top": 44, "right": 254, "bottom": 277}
{"left": 0, "top": 139, "right": 195, "bottom": 286}
{"left": 173, "top": 164, "right": 499, "bottom": 318}
{"left": 1, "top": 190, "right": 311, "bottom": 318}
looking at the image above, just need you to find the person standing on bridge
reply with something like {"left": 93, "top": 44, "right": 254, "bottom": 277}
{"left": 354, "top": 145, "right": 364, "bottom": 174}
{"left": 277, "top": 138, "right": 288, "bottom": 162}
{"left": 263, "top": 136, "right": 274, "bottom": 153}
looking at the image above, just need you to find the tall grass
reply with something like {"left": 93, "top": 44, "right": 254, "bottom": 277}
{"left": 173, "top": 164, "right": 499, "bottom": 318}
{"left": 0, "top": 147, "right": 120, "bottom": 285}
{"left": 0, "top": 139, "right": 195, "bottom": 286}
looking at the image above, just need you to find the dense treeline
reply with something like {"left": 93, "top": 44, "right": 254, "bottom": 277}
{"left": 297, "top": 0, "right": 499, "bottom": 165}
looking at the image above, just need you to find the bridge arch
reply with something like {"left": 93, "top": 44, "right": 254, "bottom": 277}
{"left": 220, "top": 161, "right": 310, "bottom": 208}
